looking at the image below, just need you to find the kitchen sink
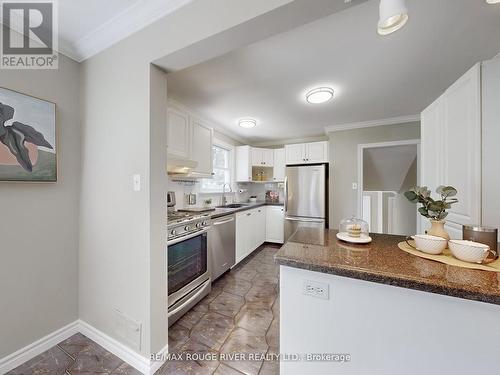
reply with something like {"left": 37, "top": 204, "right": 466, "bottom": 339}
{"left": 216, "top": 204, "right": 249, "bottom": 208}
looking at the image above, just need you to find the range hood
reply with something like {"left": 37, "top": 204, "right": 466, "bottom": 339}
{"left": 167, "top": 157, "right": 198, "bottom": 175}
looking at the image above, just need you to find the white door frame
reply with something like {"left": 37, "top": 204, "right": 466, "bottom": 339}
{"left": 357, "top": 139, "right": 421, "bottom": 234}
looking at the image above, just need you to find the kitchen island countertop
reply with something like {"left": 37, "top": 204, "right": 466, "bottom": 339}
{"left": 275, "top": 228, "right": 500, "bottom": 305}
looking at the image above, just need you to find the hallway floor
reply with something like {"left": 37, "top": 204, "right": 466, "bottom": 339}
{"left": 6, "top": 245, "right": 280, "bottom": 375}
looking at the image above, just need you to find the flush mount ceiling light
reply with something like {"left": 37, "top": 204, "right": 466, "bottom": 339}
{"left": 305, "top": 87, "right": 334, "bottom": 104}
{"left": 378, "top": 0, "right": 409, "bottom": 36}
{"left": 239, "top": 118, "right": 257, "bottom": 128}
{"left": 486, "top": 0, "right": 500, "bottom": 4}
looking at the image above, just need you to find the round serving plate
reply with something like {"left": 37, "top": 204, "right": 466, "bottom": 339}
{"left": 337, "top": 232, "right": 372, "bottom": 244}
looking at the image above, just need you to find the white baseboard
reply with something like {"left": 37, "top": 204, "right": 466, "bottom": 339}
{"left": 0, "top": 320, "right": 168, "bottom": 375}
{"left": 0, "top": 321, "right": 80, "bottom": 374}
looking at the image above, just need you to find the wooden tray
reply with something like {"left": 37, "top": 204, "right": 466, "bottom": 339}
{"left": 398, "top": 241, "right": 500, "bottom": 273}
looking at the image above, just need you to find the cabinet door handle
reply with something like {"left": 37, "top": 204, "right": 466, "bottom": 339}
{"left": 247, "top": 213, "right": 251, "bottom": 216}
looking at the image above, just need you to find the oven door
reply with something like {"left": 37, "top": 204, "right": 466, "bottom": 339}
{"left": 167, "top": 229, "right": 210, "bottom": 307}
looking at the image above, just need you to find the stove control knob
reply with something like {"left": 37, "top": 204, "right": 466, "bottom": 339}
{"left": 196, "top": 222, "right": 202, "bottom": 228}
{"left": 170, "top": 229, "right": 177, "bottom": 236}
{"left": 202, "top": 221, "right": 208, "bottom": 226}
{"left": 184, "top": 225, "right": 191, "bottom": 231}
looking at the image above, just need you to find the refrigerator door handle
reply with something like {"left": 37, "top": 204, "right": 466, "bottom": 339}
{"left": 285, "top": 217, "right": 325, "bottom": 224}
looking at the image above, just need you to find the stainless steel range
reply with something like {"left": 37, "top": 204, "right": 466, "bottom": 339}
{"left": 167, "top": 194, "right": 211, "bottom": 326}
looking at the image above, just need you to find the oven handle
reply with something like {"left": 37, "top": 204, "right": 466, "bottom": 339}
{"left": 168, "top": 279, "right": 211, "bottom": 318}
{"left": 167, "top": 228, "right": 210, "bottom": 246}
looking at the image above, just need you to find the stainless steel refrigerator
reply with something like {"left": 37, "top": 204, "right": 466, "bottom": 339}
{"left": 284, "top": 164, "right": 328, "bottom": 242}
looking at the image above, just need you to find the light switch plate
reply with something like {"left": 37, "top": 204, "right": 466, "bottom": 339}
{"left": 352, "top": 182, "right": 358, "bottom": 190}
{"left": 133, "top": 174, "right": 141, "bottom": 192}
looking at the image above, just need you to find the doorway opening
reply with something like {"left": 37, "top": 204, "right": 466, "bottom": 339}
{"left": 357, "top": 140, "right": 420, "bottom": 235}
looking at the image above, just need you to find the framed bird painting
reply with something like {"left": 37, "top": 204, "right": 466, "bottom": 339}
{"left": 0, "top": 87, "right": 57, "bottom": 182}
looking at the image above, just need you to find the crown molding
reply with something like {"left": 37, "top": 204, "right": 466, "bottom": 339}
{"left": 324, "top": 115, "right": 421, "bottom": 133}
{"left": 64, "top": 0, "right": 194, "bottom": 62}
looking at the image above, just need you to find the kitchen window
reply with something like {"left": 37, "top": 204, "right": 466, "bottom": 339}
{"left": 201, "top": 141, "right": 233, "bottom": 193}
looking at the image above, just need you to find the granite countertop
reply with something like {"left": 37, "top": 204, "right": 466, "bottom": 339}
{"left": 275, "top": 228, "right": 500, "bottom": 305}
{"left": 210, "top": 201, "right": 284, "bottom": 219}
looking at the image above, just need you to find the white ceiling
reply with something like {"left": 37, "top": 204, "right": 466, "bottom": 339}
{"left": 56, "top": 0, "right": 194, "bottom": 61}
{"left": 166, "top": 0, "right": 500, "bottom": 144}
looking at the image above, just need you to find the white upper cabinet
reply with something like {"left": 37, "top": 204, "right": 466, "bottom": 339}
{"left": 285, "top": 141, "right": 329, "bottom": 164}
{"left": 251, "top": 147, "right": 274, "bottom": 167}
{"left": 167, "top": 101, "right": 215, "bottom": 177}
{"left": 285, "top": 143, "right": 306, "bottom": 164}
{"left": 191, "top": 117, "right": 213, "bottom": 176}
{"left": 273, "top": 148, "right": 286, "bottom": 182}
{"left": 236, "top": 146, "right": 252, "bottom": 182}
{"left": 306, "top": 141, "right": 329, "bottom": 163}
{"left": 421, "top": 63, "right": 481, "bottom": 230}
{"left": 167, "top": 107, "right": 190, "bottom": 159}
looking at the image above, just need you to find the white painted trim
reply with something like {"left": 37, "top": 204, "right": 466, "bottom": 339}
{"left": 64, "top": 0, "right": 195, "bottom": 61}
{"left": 0, "top": 321, "right": 80, "bottom": 374}
{"left": 324, "top": 115, "right": 420, "bottom": 133}
{"left": 357, "top": 139, "right": 421, "bottom": 224}
{"left": 78, "top": 320, "right": 157, "bottom": 375}
{"left": 0, "top": 320, "right": 168, "bottom": 375}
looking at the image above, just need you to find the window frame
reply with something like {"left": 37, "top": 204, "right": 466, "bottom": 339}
{"left": 200, "top": 138, "right": 235, "bottom": 194}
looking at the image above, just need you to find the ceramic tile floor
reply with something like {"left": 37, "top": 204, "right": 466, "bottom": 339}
{"left": 163, "top": 244, "right": 280, "bottom": 375}
{"left": 7, "top": 245, "right": 280, "bottom": 375}
{"left": 7, "top": 332, "right": 142, "bottom": 375}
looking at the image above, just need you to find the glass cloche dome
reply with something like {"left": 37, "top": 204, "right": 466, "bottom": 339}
{"left": 339, "top": 217, "right": 370, "bottom": 239}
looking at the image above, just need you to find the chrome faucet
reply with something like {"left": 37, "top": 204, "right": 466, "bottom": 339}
{"left": 221, "top": 183, "right": 232, "bottom": 206}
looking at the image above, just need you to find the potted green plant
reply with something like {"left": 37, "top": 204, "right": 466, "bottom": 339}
{"left": 203, "top": 198, "right": 212, "bottom": 208}
{"left": 404, "top": 186, "right": 459, "bottom": 240}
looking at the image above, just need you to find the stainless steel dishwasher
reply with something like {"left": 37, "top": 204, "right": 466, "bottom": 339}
{"left": 209, "top": 214, "right": 236, "bottom": 281}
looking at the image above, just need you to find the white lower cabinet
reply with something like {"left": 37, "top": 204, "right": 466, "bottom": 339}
{"left": 235, "top": 208, "right": 265, "bottom": 264}
{"left": 266, "top": 206, "right": 285, "bottom": 243}
{"left": 235, "top": 206, "right": 284, "bottom": 266}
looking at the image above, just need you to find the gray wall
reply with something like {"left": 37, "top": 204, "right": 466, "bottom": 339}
{"left": 0, "top": 54, "right": 81, "bottom": 358}
{"left": 328, "top": 122, "right": 421, "bottom": 229}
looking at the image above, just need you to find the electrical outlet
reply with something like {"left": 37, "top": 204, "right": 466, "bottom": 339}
{"left": 352, "top": 182, "right": 358, "bottom": 190}
{"left": 303, "top": 280, "right": 329, "bottom": 300}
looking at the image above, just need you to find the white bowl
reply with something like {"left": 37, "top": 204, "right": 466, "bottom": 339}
{"left": 409, "top": 234, "right": 448, "bottom": 255}
{"left": 449, "top": 240, "right": 493, "bottom": 264}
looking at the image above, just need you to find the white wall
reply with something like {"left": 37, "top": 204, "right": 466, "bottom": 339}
{"left": 0, "top": 53, "right": 81, "bottom": 358}
{"left": 79, "top": 0, "right": 296, "bottom": 357}
{"left": 280, "top": 266, "right": 500, "bottom": 375}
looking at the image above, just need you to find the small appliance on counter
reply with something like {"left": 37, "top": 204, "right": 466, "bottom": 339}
{"left": 337, "top": 217, "right": 372, "bottom": 244}
{"left": 266, "top": 190, "right": 279, "bottom": 203}
{"left": 463, "top": 225, "right": 498, "bottom": 258}
{"left": 249, "top": 196, "right": 258, "bottom": 203}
